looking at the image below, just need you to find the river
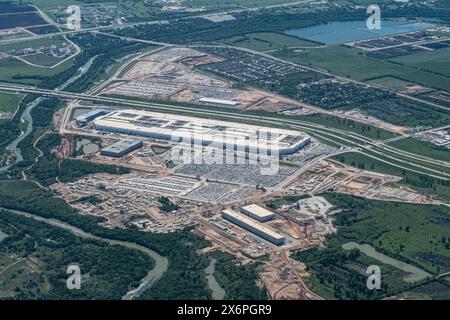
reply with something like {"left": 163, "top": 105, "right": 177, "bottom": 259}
{"left": 0, "top": 56, "right": 96, "bottom": 172}
{"left": 205, "top": 258, "right": 226, "bottom": 300}
{"left": 342, "top": 242, "right": 431, "bottom": 283}
{"left": 1, "top": 207, "right": 168, "bottom": 300}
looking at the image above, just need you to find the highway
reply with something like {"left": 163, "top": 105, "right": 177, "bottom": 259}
{"left": 1, "top": 81, "right": 447, "bottom": 181}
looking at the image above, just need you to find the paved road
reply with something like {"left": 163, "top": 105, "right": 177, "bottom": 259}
{"left": 0, "top": 82, "right": 448, "bottom": 180}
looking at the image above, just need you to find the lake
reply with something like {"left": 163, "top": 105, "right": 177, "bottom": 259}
{"left": 284, "top": 20, "right": 434, "bottom": 44}
{"left": 342, "top": 242, "right": 431, "bottom": 283}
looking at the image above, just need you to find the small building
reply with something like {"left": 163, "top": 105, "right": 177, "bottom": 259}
{"left": 76, "top": 109, "right": 108, "bottom": 127}
{"left": 240, "top": 204, "right": 276, "bottom": 222}
{"left": 101, "top": 140, "right": 143, "bottom": 158}
{"left": 199, "top": 97, "right": 241, "bottom": 108}
{"left": 221, "top": 209, "right": 285, "bottom": 246}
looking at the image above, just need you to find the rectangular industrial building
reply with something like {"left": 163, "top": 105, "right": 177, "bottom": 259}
{"left": 199, "top": 97, "right": 241, "bottom": 107}
{"left": 101, "top": 140, "right": 143, "bottom": 158}
{"left": 221, "top": 209, "right": 285, "bottom": 245}
{"left": 93, "top": 109, "right": 311, "bottom": 155}
{"left": 76, "top": 109, "right": 108, "bottom": 127}
{"left": 240, "top": 204, "right": 275, "bottom": 222}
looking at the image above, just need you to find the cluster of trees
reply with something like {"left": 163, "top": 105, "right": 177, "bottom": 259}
{"left": 115, "top": 8, "right": 366, "bottom": 44}
{"left": 209, "top": 251, "right": 267, "bottom": 300}
{"left": 0, "top": 179, "right": 215, "bottom": 299}
{"left": 158, "top": 196, "right": 180, "bottom": 213}
{"left": 0, "top": 209, "right": 154, "bottom": 300}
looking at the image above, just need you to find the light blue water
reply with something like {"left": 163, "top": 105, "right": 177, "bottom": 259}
{"left": 284, "top": 20, "right": 434, "bottom": 44}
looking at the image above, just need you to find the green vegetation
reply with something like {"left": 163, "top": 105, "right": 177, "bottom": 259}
{"left": 158, "top": 196, "right": 180, "bottom": 213}
{"left": 220, "top": 32, "right": 321, "bottom": 51}
{"left": 208, "top": 251, "right": 267, "bottom": 300}
{"left": 24, "top": 133, "right": 130, "bottom": 186}
{"left": 0, "top": 179, "right": 214, "bottom": 300}
{"left": 275, "top": 45, "right": 450, "bottom": 93}
{"left": 391, "top": 47, "right": 450, "bottom": 79}
{"left": 0, "top": 209, "right": 153, "bottom": 299}
{"left": 399, "top": 281, "right": 450, "bottom": 300}
{"left": 293, "top": 193, "right": 450, "bottom": 299}
{"left": 325, "top": 193, "right": 450, "bottom": 273}
{"left": 0, "top": 91, "right": 22, "bottom": 114}
{"left": 389, "top": 138, "right": 450, "bottom": 162}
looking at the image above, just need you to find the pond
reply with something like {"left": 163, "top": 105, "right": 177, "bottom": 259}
{"left": 205, "top": 258, "right": 226, "bottom": 300}
{"left": 76, "top": 138, "right": 99, "bottom": 155}
{"left": 284, "top": 20, "right": 434, "bottom": 44}
{"left": 342, "top": 242, "right": 431, "bottom": 283}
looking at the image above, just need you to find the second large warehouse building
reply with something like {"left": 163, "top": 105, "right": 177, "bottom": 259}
{"left": 221, "top": 209, "right": 285, "bottom": 245}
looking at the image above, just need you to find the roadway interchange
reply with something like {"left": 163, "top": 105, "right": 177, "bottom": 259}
{"left": 1, "top": 82, "right": 448, "bottom": 181}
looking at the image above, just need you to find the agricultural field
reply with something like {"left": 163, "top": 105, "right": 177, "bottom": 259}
{"left": 0, "top": 3, "right": 47, "bottom": 30}
{"left": 274, "top": 45, "right": 450, "bottom": 93}
{"left": 0, "top": 56, "right": 74, "bottom": 85}
{"left": 390, "top": 47, "right": 450, "bottom": 79}
{"left": 0, "top": 92, "right": 22, "bottom": 115}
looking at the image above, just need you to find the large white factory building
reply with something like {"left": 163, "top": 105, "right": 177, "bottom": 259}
{"left": 93, "top": 109, "right": 311, "bottom": 155}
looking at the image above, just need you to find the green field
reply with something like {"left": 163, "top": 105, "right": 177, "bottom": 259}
{"left": 220, "top": 32, "right": 321, "bottom": 51}
{"left": 368, "top": 76, "right": 416, "bottom": 90}
{"left": 389, "top": 138, "right": 450, "bottom": 162}
{"left": 0, "top": 37, "right": 67, "bottom": 53}
{"left": 391, "top": 47, "right": 450, "bottom": 78}
{"left": 275, "top": 45, "right": 450, "bottom": 92}
{"left": 293, "top": 193, "right": 450, "bottom": 299}
{"left": 0, "top": 92, "right": 22, "bottom": 114}
{"left": 0, "top": 57, "right": 74, "bottom": 85}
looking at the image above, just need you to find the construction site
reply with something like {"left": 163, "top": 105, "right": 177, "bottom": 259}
{"left": 99, "top": 47, "right": 311, "bottom": 113}
{"left": 46, "top": 41, "right": 449, "bottom": 300}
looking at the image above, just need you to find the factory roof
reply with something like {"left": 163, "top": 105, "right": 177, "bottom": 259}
{"left": 94, "top": 109, "right": 310, "bottom": 152}
{"left": 76, "top": 109, "right": 108, "bottom": 121}
{"left": 199, "top": 97, "right": 241, "bottom": 106}
{"left": 102, "top": 139, "right": 142, "bottom": 153}
{"left": 241, "top": 204, "right": 275, "bottom": 219}
{"left": 222, "top": 209, "right": 284, "bottom": 240}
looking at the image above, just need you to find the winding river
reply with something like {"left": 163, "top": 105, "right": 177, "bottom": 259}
{"left": 0, "top": 56, "right": 96, "bottom": 172}
{"left": 1, "top": 208, "right": 168, "bottom": 300}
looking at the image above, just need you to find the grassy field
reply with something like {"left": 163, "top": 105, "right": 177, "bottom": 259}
{"left": 368, "top": 76, "right": 416, "bottom": 90}
{"left": 275, "top": 45, "right": 450, "bottom": 92}
{"left": 389, "top": 138, "right": 450, "bottom": 162}
{"left": 391, "top": 47, "right": 450, "bottom": 78}
{"left": 219, "top": 32, "right": 321, "bottom": 51}
{"left": 0, "top": 92, "right": 22, "bottom": 114}
{"left": 0, "top": 37, "right": 67, "bottom": 53}
{"left": 0, "top": 56, "right": 74, "bottom": 85}
{"left": 324, "top": 193, "right": 450, "bottom": 274}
